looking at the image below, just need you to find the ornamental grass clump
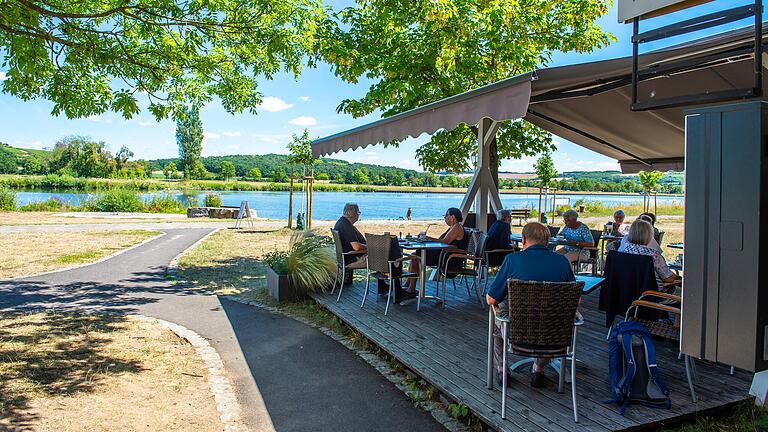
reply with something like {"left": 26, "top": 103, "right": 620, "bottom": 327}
{"left": 263, "top": 230, "right": 336, "bottom": 296}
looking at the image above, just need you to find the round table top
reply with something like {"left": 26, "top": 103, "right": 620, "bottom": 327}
{"left": 399, "top": 240, "right": 456, "bottom": 250}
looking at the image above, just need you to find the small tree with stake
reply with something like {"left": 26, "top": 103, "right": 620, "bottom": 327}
{"left": 286, "top": 129, "right": 319, "bottom": 229}
{"left": 638, "top": 170, "right": 664, "bottom": 213}
{"left": 534, "top": 152, "right": 557, "bottom": 223}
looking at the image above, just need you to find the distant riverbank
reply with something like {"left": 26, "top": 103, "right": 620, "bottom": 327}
{"left": 0, "top": 174, "right": 683, "bottom": 197}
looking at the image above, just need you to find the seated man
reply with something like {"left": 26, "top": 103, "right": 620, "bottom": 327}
{"left": 486, "top": 209, "right": 516, "bottom": 267}
{"left": 486, "top": 222, "right": 575, "bottom": 388}
{"left": 334, "top": 203, "right": 404, "bottom": 295}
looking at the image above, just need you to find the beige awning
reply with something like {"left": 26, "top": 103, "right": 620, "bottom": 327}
{"left": 311, "top": 73, "right": 532, "bottom": 157}
{"left": 313, "top": 25, "right": 767, "bottom": 173}
{"left": 527, "top": 25, "right": 768, "bottom": 173}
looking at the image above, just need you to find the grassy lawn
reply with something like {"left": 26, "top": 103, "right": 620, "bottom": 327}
{"left": 0, "top": 312, "right": 220, "bottom": 431}
{"left": 0, "top": 230, "right": 159, "bottom": 278}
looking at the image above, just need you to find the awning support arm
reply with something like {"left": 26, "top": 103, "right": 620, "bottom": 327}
{"left": 526, "top": 110, "right": 652, "bottom": 167}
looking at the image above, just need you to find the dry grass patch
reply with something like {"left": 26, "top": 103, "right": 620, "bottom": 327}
{"left": 0, "top": 230, "right": 159, "bottom": 279}
{"left": 0, "top": 311, "right": 220, "bottom": 432}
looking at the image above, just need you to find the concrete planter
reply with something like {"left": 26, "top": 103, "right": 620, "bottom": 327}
{"left": 266, "top": 267, "right": 305, "bottom": 303}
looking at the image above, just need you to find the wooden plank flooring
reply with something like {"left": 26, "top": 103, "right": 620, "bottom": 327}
{"left": 312, "top": 278, "right": 752, "bottom": 432}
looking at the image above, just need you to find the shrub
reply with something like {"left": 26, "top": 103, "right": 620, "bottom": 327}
{"left": 144, "top": 194, "right": 186, "bottom": 213}
{"left": 18, "top": 198, "right": 66, "bottom": 212}
{"left": 204, "top": 192, "right": 222, "bottom": 207}
{"left": 87, "top": 189, "right": 144, "bottom": 212}
{"left": 0, "top": 186, "right": 15, "bottom": 210}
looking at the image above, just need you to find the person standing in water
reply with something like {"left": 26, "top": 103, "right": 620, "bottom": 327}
{"left": 406, "top": 208, "right": 412, "bottom": 221}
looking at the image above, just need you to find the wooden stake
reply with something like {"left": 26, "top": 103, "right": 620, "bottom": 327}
{"left": 288, "top": 176, "right": 294, "bottom": 229}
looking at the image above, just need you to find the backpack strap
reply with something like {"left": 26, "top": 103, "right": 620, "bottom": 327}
{"left": 617, "top": 333, "right": 638, "bottom": 415}
{"left": 641, "top": 332, "right": 671, "bottom": 408}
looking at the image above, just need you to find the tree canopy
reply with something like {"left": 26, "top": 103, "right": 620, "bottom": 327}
{"left": 0, "top": 0, "right": 326, "bottom": 120}
{"left": 534, "top": 152, "right": 557, "bottom": 188}
{"left": 320, "top": 0, "right": 613, "bottom": 179}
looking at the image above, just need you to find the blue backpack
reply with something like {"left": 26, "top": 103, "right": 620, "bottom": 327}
{"left": 606, "top": 321, "right": 671, "bottom": 414}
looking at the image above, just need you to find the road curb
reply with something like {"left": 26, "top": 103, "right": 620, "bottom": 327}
{"left": 131, "top": 314, "right": 246, "bottom": 432}
{"left": 0, "top": 231, "right": 167, "bottom": 282}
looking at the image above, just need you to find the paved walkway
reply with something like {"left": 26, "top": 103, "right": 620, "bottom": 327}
{"left": 0, "top": 228, "right": 445, "bottom": 432}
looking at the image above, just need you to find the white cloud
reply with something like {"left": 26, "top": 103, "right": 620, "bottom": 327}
{"left": 254, "top": 133, "right": 290, "bottom": 144}
{"left": 289, "top": 116, "right": 317, "bottom": 126}
{"left": 299, "top": 96, "right": 310, "bottom": 102}
{"left": 257, "top": 96, "right": 294, "bottom": 112}
{"left": 203, "top": 132, "right": 221, "bottom": 140}
{"left": 86, "top": 114, "right": 112, "bottom": 123}
{"left": 222, "top": 131, "right": 241, "bottom": 137}
{"left": 138, "top": 120, "right": 154, "bottom": 127}
{"left": 0, "top": 71, "right": 6, "bottom": 81}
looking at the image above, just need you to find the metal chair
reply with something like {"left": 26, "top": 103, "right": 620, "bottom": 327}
{"left": 625, "top": 291, "right": 698, "bottom": 402}
{"left": 486, "top": 279, "right": 584, "bottom": 422}
{"left": 331, "top": 229, "right": 367, "bottom": 302}
{"left": 361, "top": 233, "right": 419, "bottom": 315}
{"left": 575, "top": 229, "right": 603, "bottom": 275}
{"left": 548, "top": 225, "right": 561, "bottom": 238}
{"left": 438, "top": 230, "right": 487, "bottom": 308}
{"left": 655, "top": 230, "right": 665, "bottom": 246}
{"left": 481, "top": 246, "right": 518, "bottom": 296}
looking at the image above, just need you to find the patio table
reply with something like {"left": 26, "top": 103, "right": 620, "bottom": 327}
{"left": 399, "top": 240, "right": 456, "bottom": 311}
{"left": 667, "top": 242, "right": 684, "bottom": 250}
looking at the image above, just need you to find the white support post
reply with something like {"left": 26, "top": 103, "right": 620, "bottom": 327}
{"left": 458, "top": 117, "right": 501, "bottom": 233}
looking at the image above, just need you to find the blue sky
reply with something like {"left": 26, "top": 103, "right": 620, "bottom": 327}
{"left": 0, "top": 1, "right": 758, "bottom": 172}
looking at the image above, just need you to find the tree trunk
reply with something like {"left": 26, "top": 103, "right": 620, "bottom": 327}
{"left": 489, "top": 136, "right": 499, "bottom": 188}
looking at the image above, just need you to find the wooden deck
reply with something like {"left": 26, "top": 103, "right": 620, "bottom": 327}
{"left": 312, "top": 279, "right": 753, "bottom": 432}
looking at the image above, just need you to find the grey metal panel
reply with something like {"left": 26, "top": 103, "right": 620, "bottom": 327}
{"left": 703, "top": 111, "right": 722, "bottom": 363}
{"left": 718, "top": 106, "right": 761, "bottom": 369}
{"left": 681, "top": 112, "right": 708, "bottom": 358}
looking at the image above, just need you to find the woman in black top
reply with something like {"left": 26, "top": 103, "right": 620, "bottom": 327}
{"left": 405, "top": 207, "right": 467, "bottom": 293}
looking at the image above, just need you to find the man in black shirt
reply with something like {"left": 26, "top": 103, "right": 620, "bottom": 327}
{"left": 486, "top": 209, "right": 515, "bottom": 267}
{"left": 334, "top": 203, "right": 405, "bottom": 297}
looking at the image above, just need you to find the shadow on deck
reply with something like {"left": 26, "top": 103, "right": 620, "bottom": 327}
{"left": 312, "top": 280, "right": 751, "bottom": 432}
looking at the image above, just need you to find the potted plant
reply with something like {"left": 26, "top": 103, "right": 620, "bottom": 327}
{"left": 263, "top": 231, "right": 336, "bottom": 302}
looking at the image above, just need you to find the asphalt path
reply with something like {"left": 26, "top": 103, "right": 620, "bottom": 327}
{"left": 0, "top": 227, "right": 445, "bottom": 432}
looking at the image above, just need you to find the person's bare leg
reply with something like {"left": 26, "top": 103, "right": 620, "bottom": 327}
{"left": 406, "top": 257, "right": 419, "bottom": 292}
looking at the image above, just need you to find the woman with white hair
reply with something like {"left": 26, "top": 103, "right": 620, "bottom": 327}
{"left": 619, "top": 219, "right": 677, "bottom": 285}
{"left": 557, "top": 209, "right": 594, "bottom": 264}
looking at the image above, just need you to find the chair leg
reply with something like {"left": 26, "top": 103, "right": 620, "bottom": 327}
{"left": 487, "top": 308, "right": 495, "bottom": 390}
{"left": 464, "top": 276, "right": 472, "bottom": 298}
{"left": 571, "top": 326, "right": 579, "bottom": 423}
{"left": 730, "top": 366, "right": 735, "bottom": 375}
{"left": 385, "top": 275, "right": 393, "bottom": 316}
{"left": 558, "top": 356, "right": 566, "bottom": 393}
{"left": 335, "top": 263, "right": 346, "bottom": 302}
{"left": 330, "top": 265, "right": 339, "bottom": 295}
{"left": 501, "top": 322, "right": 508, "bottom": 420}
{"left": 684, "top": 355, "right": 698, "bottom": 403}
{"left": 361, "top": 271, "right": 370, "bottom": 308}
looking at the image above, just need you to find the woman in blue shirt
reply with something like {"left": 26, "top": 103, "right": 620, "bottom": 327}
{"left": 556, "top": 209, "right": 594, "bottom": 264}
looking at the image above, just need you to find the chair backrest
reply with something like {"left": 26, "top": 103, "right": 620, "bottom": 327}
{"left": 590, "top": 229, "right": 602, "bottom": 246}
{"left": 548, "top": 225, "right": 561, "bottom": 238}
{"left": 463, "top": 212, "right": 497, "bottom": 229}
{"left": 599, "top": 251, "right": 658, "bottom": 327}
{"left": 655, "top": 230, "right": 665, "bottom": 246}
{"left": 506, "top": 279, "right": 584, "bottom": 353}
{"left": 331, "top": 229, "right": 344, "bottom": 263}
{"left": 466, "top": 230, "right": 487, "bottom": 258}
{"left": 364, "top": 233, "right": 395, "bottom": 274}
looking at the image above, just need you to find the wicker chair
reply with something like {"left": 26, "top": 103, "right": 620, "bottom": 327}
{"left": 331, "top": 229, "right": 367, "bottom": 302}
{"left": 361, "top": 233, "right": 420, "bottom": 315}
{"left": 486, "top": 279, "right": 584, "bottom": 422}
{"left": 438, "top": 230, "right": 487, "bottom": 308}
{"left": 625, "top": 291, "right": 697, "bottom": 402}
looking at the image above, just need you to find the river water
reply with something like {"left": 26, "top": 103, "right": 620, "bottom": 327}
{"left": 15, "top": 190, "right": 683, "bottom": 220}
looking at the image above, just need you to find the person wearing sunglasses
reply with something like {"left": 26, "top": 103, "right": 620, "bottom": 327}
{"left": 404, "top": 207, "right": 468, "bottom": 296}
